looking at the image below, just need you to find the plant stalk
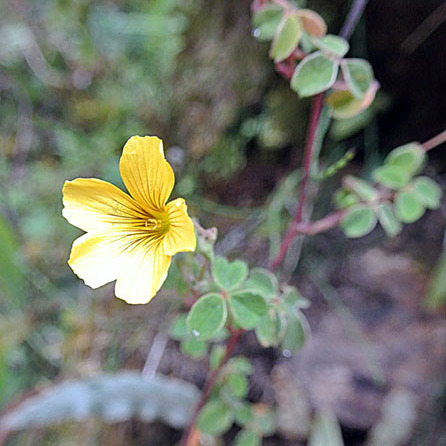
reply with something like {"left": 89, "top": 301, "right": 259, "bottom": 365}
{"left": 422, "top": 129, "right": 446, "bottom": 151}
{"left": 270, "top": 93, "right": 324, "bottom": 271}
{"left": 180, "top": 1, "right": 372, "bottom": 442}
{"left": 179, "top": 330, "right": 243, "bottom": 446}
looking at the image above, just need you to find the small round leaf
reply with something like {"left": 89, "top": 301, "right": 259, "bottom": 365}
{"left": 341, "top": 58, "right": 374, "bottom": 99}
{"left": 325, "top": 90, "right": 362, "bottom": 119}
{"left": 169, "top": 314, "right": 188, "bottom": 340}
{"left": 413, "top": 176, "right": 442, "bottom": 209}
{"left": 281, "top": 313, "right": 309, "bottom": 353}
{"left": 252, "top": 4, "right": 283, "bottom": 42}
{"left": 197, "top": 400, "right": 234, "bottom": 436}
{"left": 313, "top": 34, "right": 349, "bottom": 57}
{"left": 297, "top": 9, "right": 327, "bottom": 37}
{"left": 244, "top": 267, "right": 278, "bottom": 299}
{"left": 270, "top": 12, "right": 302, "bottom": 63}
{"left": 235, "top": 429, "right": 261, "bottom": 446}
{"left": 341, "top": 204, "right": 378, "bottom": 238}
{"left": 377, "top": 202, "right": 402, "bottom": 237}
{"left": 235, "top": 403, "right": 253, "bottom": 426}
{"left": 255, "top": 308, "right": 284, "bottom": 347}
{"left": 385, "top": 142, "right": 426, "bottom": 177}
{"left": 373, "top": 165, "right": 410, "bottom": 189}
{"left": 291, "top": 52, "right": 339, "bottom": 98}
{"left": 225, "top": 373, "right": 249, "bottom": 398}
{"left": 334, "top": 189, "right": 360, "bottom": 209}
{"left": 394, "top": 191, "right": 425, "bottom": 223}
{"left": 343, "top": 175, "right": 378, "bottom": 201}
{"left": 229, "top": 290, "right": 267, "bottom": 329}
{"left": 209, "top": 345, "right": 226, "bottom": 371}
{"left": 326, "top": 82, "right": 378, "bottom": 120}
{"left": 213, "top": 257, "right": 248, "bottom": 291}
{"left": 180, "top": 339, "right": 207, "bottom": 359}
{"left": 187, "top": 293, "right": 227, "bottom": 340}
{"left": 228, "top": 356, "right": 253, "bottom": 375}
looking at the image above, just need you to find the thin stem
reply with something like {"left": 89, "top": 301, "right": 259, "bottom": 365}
{"left": 294, "top": 210, "right": 346, "bottom": 235}
{"left": 422, "top": 129, "right": 446, "bottom": 151}
{"left": 180, "top": 330, "right": 243, "bottom": 446}
{"left": 340, "top": 0, "right": 370, "bottom": 40}
{"left": 180, "top": 1, "right": 372, "bottom": 442}
{"left": 270, "top": 93, "right": 324, "bottom": 271}
{"left": 270, "top": 0, "right": 370, "bottom": 271}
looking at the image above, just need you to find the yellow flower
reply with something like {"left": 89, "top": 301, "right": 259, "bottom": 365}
{"left": 62, "top": 136, "right": 196, "bottom": 304}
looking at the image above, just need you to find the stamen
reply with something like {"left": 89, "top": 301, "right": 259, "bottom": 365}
{"left": 145, "top": 218, "right": 162, "bottom": 229}
{"left": 144, "top": 217, "right": 169, "bottom": 233}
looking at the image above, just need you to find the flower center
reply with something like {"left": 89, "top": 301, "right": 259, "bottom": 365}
{"left": 144, "top": 216, "right": 169, "bottom": 234}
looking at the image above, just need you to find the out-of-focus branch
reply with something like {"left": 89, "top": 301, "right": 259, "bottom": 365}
{"left": 422, "top": 130, "right": 446, "bottom": 152}
{"left": 340, "top": 0, "right": 370, "bottom": 40}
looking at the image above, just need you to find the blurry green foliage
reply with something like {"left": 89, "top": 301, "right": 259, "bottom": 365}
{"left": 0, "top": 0, "right": 279, "bottom": 415}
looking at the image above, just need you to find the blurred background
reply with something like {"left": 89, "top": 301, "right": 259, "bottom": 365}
{"left": 0, "top": 0, "right": 445, "bottom": 445}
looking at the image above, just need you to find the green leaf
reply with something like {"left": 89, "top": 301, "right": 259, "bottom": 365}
{"left": 270, "top": 12, "right": 302, "bottom": 62}
{"left": 313, "top": 34, "right": 349, "bottom": 57}
{"left": 169, "top": 314, "right": 188, "bottom": 340}
{"left": 343, "top": 175, "right": 378, "bottom": 201}
{"left": 235, "top": 429, "right": 261, "bottom": 446}
{"left": 235, "top": 403, "right": 253, "bottom": 426}
{"left": 283, "top": 286, "right": 311, "bottom": 309}
{"left": 334, "top": 189, "right": 360, "bottom": 209}
{"left": 309, "top": 411, "right": 345, "bottom": 446}
{"left": 297, "top": 9, "right": 327, "bottom": 38}
{"left": 225, "top": 373, "right": 249, "bottom": 398}
{"left": 252, "top": 4, "right": 283, "bottom": 42}
{"left": 227, "top": 356, "right": 253, "bottom": 375}
{"left": 187, "top": 293, "right": 227, "bottom": 340}
{"left": 377, "top": 202, "right": 402, "bottom": 237}
{"left": 385, "top": 142, "right": 426, "bottom": 177}
{"left": 197, "top": 400, "right": 234, "bottom": 436}
{"left": 229, "top": 290, "right": 267, "bottom": 329}
{"left": 394, "top": 191, "right": 425, "bottom": 223}
{"left": 245, "top": 267, "right": 278, "bottom": 299}
{"left": 341, "top": 58, "right": 374, "bottom": 99}
{"left": 281, "top": 313, "right": 309, "bottom": 353}
{"left": 255, "top": 308, "right": 283, "bottom": 347}
{"left": 413, "top": 176, "right": 442, "bottom": 209}
{"left": 210, "top": 345, "right": 226, "bottom": 371}
{"left": 373, "top": 165, "right": 410, "bottom": 189}
{"left": 180, "top": 339, "right": 208, "bottom": 359}
{"left": 326, "top": 90, "right": 365, "bottom": 119}
{"left": 213, "top": 257, "right": 248, "bottom": 291}
{"left": 209, "top": 328, "right": 230, "bottom": 342}
{"left": 341, "top": 204, "right": 378, "bottom": 238}
{"left": 291, "top": 52, "right": 339, "bottom": 98}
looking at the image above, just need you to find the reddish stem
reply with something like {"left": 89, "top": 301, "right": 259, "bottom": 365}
{"left": 180, "top": 2, "right": 372, "bottom": 442}
{"left": 180, "top": 330, "right": 243, "bottom": 446}
{"left": 293, "top": 210, "right": 346, "bottom": 235}
{"left": 422, "top": 130, "right": 446, "bottom": 151}
{"left": 270, "top": 93, "right": 325, "bottom": 271}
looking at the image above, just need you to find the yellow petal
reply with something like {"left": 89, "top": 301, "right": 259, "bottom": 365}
{"left": 115, "top": 244, "right": 171, "bottom": 305}
{"left": 68, "top": 232, "right": 172, "bottom": 304}
{"left": 62, "top": 178, "right": 146, "bottom": 233}
{"left": 68, "top": 233, "right": 125, "bottom": 289}
{"left": 163, "top": 198, "right": 196, "bottom": 255}
{"left": 119, "top": 136, "right": 175, "bottom": 212}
